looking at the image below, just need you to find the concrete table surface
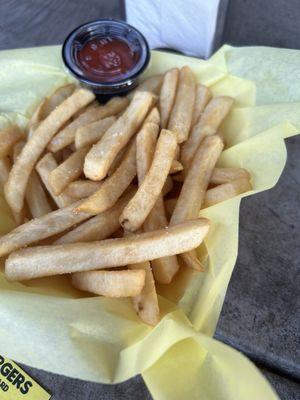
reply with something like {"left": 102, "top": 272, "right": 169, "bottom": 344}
{"left": 0, "top": 0, "right": 299, "bottom": 399}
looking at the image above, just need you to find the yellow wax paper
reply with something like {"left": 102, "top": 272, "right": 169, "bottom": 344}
{"left": 0, "top": 44, "right": 299, "bottom": 399}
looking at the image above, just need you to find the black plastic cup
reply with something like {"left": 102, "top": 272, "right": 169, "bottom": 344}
{"left": 62, "top": 19, "right": 150, "bottom": 101}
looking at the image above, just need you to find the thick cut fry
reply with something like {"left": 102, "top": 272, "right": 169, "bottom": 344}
{"left": 144, "top": 107, "right": 160, "bottom": 125}
{"left": 4, "top": 88, "right": 94, "bottom": 213}
{"left": 130, "top": 261, "right": 160, "bottom": 325}
{"left": 72, "top": 270, "right": 146, "bottom": 297}
{"left": 64, "top": 180, "right": 101, "bottom": 199}
{"left": 84, "top": 91, "right": 153, "bottom": 181}
{"left": 203, "top": 178, "right": 252, "bottom": 208}
{"left": 0, "top": 200, "right": 93, "bottom": 257}
{"left": 26, "top": 171, "right": 52, "bottom": 218}
{"left": 210, "top": 167, "right": 250, "bottom": 185}
{"left": 179, "top": 251, "right": 204, "bottom": 271}
{"left": 36, "top": 153, "right": 74, "bottom": 208}
{"left": 55, "top": 190, "right": 134, "bottom": 244}
{"left": 48, "top": 97, "right": 128, "bottom": 152}
{"left": 191, "top": 84, "right": 212, "bottom": 126}
{"left": 0, "top": 157, "right": 11, "bottom": 186}
{"left": 136, "top": 123, "right": 160, "bottom": 184}
{"left": 75, "top": 116, "right": 116, "bottom": 149}
{"left": 171, "top": 135, "right": 224, "bottom": 225}
{"left": 0, "top": 125, "right": 24, "bottom": 158}
{"left": 167, "top": 66, "right": 196, "bottom": 143}
{"left": 144, "top": 196, "right": 180, "bottom": 284}
{"left": 49, "top": 147, "right": 89, "bottom": 195}
{"left": 28, "top": 84, "right": 76, "bottom": 135}
{"left": 181, "top": 96, "right": 233, "bottom": 171}
{"left": 120, "top": 129, "right": 177, "bottom": 231}
{"left": 170, "top": 160, "right": 183, "bottom": 174}
{"left": 159, "top": 68, "right": 179, "bottom": 128}
{"left": 76, "top": 140, "right": 136, "bottom": 214}
{"left": 5, "top": 218, "right": 210, "bottom": 281}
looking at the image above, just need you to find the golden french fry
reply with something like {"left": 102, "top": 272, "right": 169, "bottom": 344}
{"left": 129, "top": 75, "right": 163, "bottom": 98}
{"left": 0, "top": 157, "right": 11, "bottom": 187}
{"left": 144, "top": 107, "right": 160, "bottom": 125}
{"left": 36, "top": 153, "right": 74, "bottom": 208}
{"left": 48, "top": 96, "right": 128, "bottom": 152}
{"left": 171, "top": 135, "right": 224, "bottom": 225}
{"left": 75, "top": 116, "right": 116, "bottom": 149}
{"left": 203, "top": 177, "right": 252, "bottom": 208}
{"left": 4, "top": 89, "right": 94, "bottom": 213}
{"left": 5, "top": 218, "right": 210, "bottom": 281}
{"left": 210, "top": 167, "right": 250, "bottom": 185}
{"left": 181, "top": 96, "right": 233, "bottom": 171}
{"left": 84, "top": 91, "right": 153, "bottom": 181}
{"left": 144, "top": 196, "right": 180, "bottom": 284}
{"left": 0, "top": 199, "right": 93, "bottom": 257}
{"left": 76, "top": 140, "right": 136, "bottom": 214}
{"left": 191, "top": 84, "right": 212, "bottom": 126}
{"left": 179, "top": 251, "right": 204, "bottom": 271}
{"left": 167, "top": 66, "right": 196, "bottom": 143}
{"left": 0, "top": 125, "right": 24, "bottom": 159}
{"left": 72, "top": 270, "right": 146, "bottom": 297}
{"left": 64, "top": 180, "right": 101, "bottom": 199}
{"left": 130, "top": 261, "right": 160, "bottom": 325}
{"left": 159, "top": 68, "right": 179, "bottom": 128}
{"left": 49, "top": 147, "right": 89, "bottom": 195}
{"left": 120, "top": 129, "right": 177, "bottom": 231}
{"left": 55, "top": 190, "right": 134, "bottom": 244}
{"left": 136, "top": 122, "right": 160, "bottom": 184}
{"left": 28, "top": 84, "right": 76, "bottom": 136}
{"left": 162, "top": 176, "right": 173, "bottom": 196}
{"left": 26, "top": 170, "right": 52, "bottom": 218}
{"left": 170, "top": 160, "right": 183, "bottom": 174}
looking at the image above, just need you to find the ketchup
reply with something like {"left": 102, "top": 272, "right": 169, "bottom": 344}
{"left": 77, "top": 37, "right": 140, "bottom": 83}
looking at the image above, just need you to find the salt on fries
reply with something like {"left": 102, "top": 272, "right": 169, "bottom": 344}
{"left": 1, "top": 66, "right": 253, "bottom": 324}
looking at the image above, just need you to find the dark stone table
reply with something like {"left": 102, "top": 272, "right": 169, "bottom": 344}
{"left": 1, "top": 1, "right": 299, "bottom": 399}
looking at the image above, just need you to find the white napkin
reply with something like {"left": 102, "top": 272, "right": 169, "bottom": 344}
{"left": 125, "top": 0, "right": 222, "bottom": 59}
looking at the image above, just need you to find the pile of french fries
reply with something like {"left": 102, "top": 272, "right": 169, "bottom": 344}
{"left": 0, "top": 66, "right": 252, "bottom": 325}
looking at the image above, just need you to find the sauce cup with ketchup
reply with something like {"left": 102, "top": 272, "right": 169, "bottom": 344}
{"left": 62, "top": 19, "right": 150, "bottom": 98}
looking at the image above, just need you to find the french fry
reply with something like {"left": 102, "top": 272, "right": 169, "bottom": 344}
{"left": 0, "top": 125, "right": 24, "bottom": 158}
{"left": 159, "top": 68, "right": 179, "bottom": 128}
{"left": 76, "top": 140, "right": 136, "bottom": 214}
{"left": 144, "top": 107, "right": 160, "bottom": 125}
{"left": 162, "top": 176, "right": 173, "bottom": 196}
{"left": 4, "top": 88, "right": 95, "bottom": 213}
{"left": 64, "top": 180, "right": 101, "bottom": 199}
{"left": 106, "top": 143, "right": 130, "bottom": 177}
{"left": 191, "top": 84, "right": 212, "bottom": 126}
{"left": 36, "top": 153, "right": 74, "bottom": 208}
{"left": 129, "top": 75, "right": 163, "bottom": 98}
{"left": 170, "top": 160, "right": 183, "bottom": 174}
{"left": 144, "top": 196, "right": 180, "bottom": 284}
{"left": 181, "top": 96, "right": 233, "bottom": 171}
{"left": 210, "top": 167, "right": 250, "bottom": 185}
{"left": 48, "top": 96, "right": 128, "bottom": 152}
{"left": 167, "top": 66, "right": 196, "bottom": 143}
{"left": 171, "top": 135, "right": 224, "bottom": 225}
{"left": 179, "top": 251, "right": 204, "bottom": 271}
{"left": 5, "top": 218, "right": 210, "bottom": 281}
{"left": 174, "top": 144, "right": 180, "bottom": 160}
{"left": 84, "top": 91, "right": 153, "bottom": 181}
{"left": 28, "top": 83, "right": 76, "bottom": 136}
{"left": 55, "top": 190, "right": 134, "bottom": 244}
{"left": 49, "top": 147, "right": 89, "bottom": 195}
{"left": 26, "top": 171, "right": 52, "bottom": 218}
{"left": 0, "top": 200, "right": 93, "bottom": 257}
{"left": 203, "top": 177, "right": 252, "bottom": 208}
{"left": 0, "top": 157, "right": 11, "bottom": 187}
{"left": 136, "top": 123, "right": 160, "bottom": 184}
{"left": 120, "top": 129, "right": 177, "bottom": 231}
{"left": 72, "top": 270, "right": 146, "bottom": 297}
{"left": 75, "top": 116, "right": 116, "bottom": 149}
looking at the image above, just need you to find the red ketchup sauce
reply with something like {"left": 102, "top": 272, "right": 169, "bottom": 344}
{"left": 77, "top": 37, "right": 140, "bottom": 83}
